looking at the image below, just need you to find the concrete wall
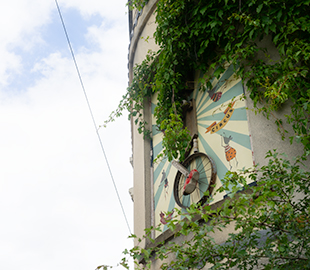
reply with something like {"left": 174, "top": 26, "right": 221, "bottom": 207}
{"left": 128, "top": 0, "right": 159, "bottom": 248}
{"left": 240, "top": 35, "right": 304, "bottom": 166}
{"left": 128, "top": 1, "right": 309, "bottom": 268}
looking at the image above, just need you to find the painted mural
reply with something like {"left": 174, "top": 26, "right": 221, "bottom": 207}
{"left": 151, "top": 64, "right": 254, "bottom": 237}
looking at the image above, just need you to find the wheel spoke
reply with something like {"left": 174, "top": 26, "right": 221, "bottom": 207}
{"left": 195, "top": 186, "right": 201, "bottom": 200}
{"left": 197, "top": 176, "right": 208, "bottom": 182}
{"left": 184, "top": 195, "right": 190, "bottom": 207}
{"left": 196, "top": 161, "right": 204, "bottom": 171}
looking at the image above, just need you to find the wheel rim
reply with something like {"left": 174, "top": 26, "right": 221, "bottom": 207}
{"left": 173, "top": 152, "right": 217, "bottom": 209}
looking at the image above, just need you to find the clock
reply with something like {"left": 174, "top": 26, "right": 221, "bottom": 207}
{"left": 152, "top": 64, "right": 254, "bottom": 237}
{"left": 173, "top": 151, "right": 217, "bottom": 209}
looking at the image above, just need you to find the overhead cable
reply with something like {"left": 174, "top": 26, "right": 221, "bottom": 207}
{"left": 54, "top": 0, "right": 132, "bottom": 235}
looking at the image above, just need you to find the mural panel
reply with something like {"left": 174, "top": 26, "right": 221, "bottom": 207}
{"left": 152, "top": 65, "right": 255, "bottom": 237}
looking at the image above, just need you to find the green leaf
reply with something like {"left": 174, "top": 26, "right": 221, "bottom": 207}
{"left": 218, "top": 10, "right": 223, "bottom": 18}
{"left": 209, "top": 21, "right": 218, "bottom": 28}
{"left": 249, "top": 29, "right": 255, "bottom": 39}
{"left": 200, "top": 6, "right": 208, "bottom": 15}
{"left": 270, "top": 23, "right": 276, "bottom": 33}
{"left": 273, "top": 33, "right": 281, "bottom": 44}
{"left": 277, "top": 9, "right": 282, "bottom": 21}
{"left": 300, "top": 69, "right": 308, "bottom": 77}
{"left": 213, "top": 66, "right": 225, "bottom": 78}
{"left": 256, "top": 4, "right": 263, "bottom": 13}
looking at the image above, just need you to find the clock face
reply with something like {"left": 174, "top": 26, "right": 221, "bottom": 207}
{"left": 151, "top": 64, "right": 254, "bottom": 237}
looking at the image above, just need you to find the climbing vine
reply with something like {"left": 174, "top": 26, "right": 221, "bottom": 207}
{"left": 103, "top": 51, "right": 157, "bottom": 138}
{"left": 98, "top": 1, "right": 310, "bottom": 268}
{"left": 121, "top": 151, "right": 310, "bottom": 269}
{"left": 127, "top": 0, "right": 149, "bottom": 11}
{"left": 105, "top": 0, "right": 310, "bottom": 161}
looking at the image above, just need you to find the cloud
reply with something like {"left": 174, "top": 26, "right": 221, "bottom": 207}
{"left": 0, "top": 1, "right": 53, "bottom": 44}
{"left": 58, "top": 0, "right": 128, "bottom": 21}
{"left": 0, "top": 1, "right": 133, "bottom": 269}
{"left": 0, "top": 50, "right": 22, "bottom": 85}
{"left": 0, "top": 1, "right": 52, "bottom": 85}
{"left": 0, "top": 0, "right": 128, "bottom": 85}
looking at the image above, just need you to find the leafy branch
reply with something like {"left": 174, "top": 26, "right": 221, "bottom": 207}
{"left": 120, "top": 0, "right": 310, "bottom": 161}
{"left": 120, "top": 151, "right": 310, "bottom": 269}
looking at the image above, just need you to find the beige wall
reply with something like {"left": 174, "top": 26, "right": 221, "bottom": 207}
{"left": 128, "top": 1, "right": 309, "bottom": 268}
{"left": 128, "top": 0, "right": 159, "bottom": 81}
{"left": 128, "top": 0, "right": 159, "bottom": 248}
{"left": 243, "top": 36, "right": 305, "bottom": 166}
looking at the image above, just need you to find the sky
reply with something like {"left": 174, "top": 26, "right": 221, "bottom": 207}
{"left": 0, "top": 1, "right": 134, "bottom": 269}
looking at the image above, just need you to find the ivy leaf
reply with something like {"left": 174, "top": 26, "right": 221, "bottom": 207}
{"left": 273, "top": 33, "right": 281, "bottom": 44}
{"left": 218, "top": 10, "right": 223, "bottom": 18}
{"left": 237, "top": 249, "right": 247, "bottom": 256}
{"left": 277, "top": 9, "right": 282, "bottom": 21}
{"left": 200, "top": 6, "right": 208, "bottom": 15}
{"left": 279, "top": 44, "right": 285, "bottom": 55}
{"left": 270, "top": 23, "right": 276, "bottom": 33}
{"left": 300, "top": 69, "right": 308, "bottom": 77}
{"left": 213, "top": 66, "right": 225, "bottom": 78}
{"left": 249, "top": 29, "right": 255, "bottom": 39}
{"left": 256, "top": 4, "right": 263, "bottom": 13}
{"left": 209, "top": 21, "right": 218, "bottom": 28}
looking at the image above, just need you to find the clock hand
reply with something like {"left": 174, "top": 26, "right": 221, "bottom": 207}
{"left": 172, "top": 160, "right": 200, "bottom": 195}
{"left": 171, "top": 160, "right": 190, "bottom": 177}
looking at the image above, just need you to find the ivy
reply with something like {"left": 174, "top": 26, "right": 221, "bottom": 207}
{"left": 127, "top": 0, "right": 149, "bottom": 11}
{"left": 101, "top": 50, "right": 157, "bottom": 138}
{"left": 121, "top": 151, "right": 310, "bottom": 269}
{"left": 157, "top": 111, "right": 191, "bottom": 162}
{"left": 155, "top": 0, "right": 310, "bottom": 152}
{"left": 104, "top": 0, "right": 310, "bottom": 160}
{"left": 96, "top": 1, "right": 310, "bottom": 268}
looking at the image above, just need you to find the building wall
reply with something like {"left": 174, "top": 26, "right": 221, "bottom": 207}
{"left": 128, "top": 0, "right": 309, "bottom": 267}
{"left": 128, "top": 0, "right": 159, "bottom": 247}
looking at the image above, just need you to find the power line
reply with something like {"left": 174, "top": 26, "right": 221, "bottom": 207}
{"left": 54, "top": 0, "right": 132, "bottom": 235}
